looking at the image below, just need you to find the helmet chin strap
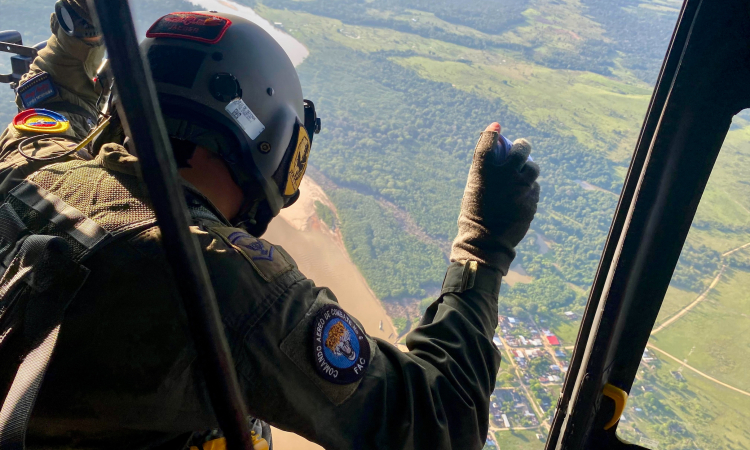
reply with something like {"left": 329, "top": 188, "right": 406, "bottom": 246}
{"left": 232, "top": 187, "right": 301, "bottom": 237}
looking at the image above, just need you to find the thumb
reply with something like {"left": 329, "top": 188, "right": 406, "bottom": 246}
{"left": 485, "top": 122, "right": 501, "bottom": 133}
{"left": 472, "top": 122, "right": 502, "bottom": 163}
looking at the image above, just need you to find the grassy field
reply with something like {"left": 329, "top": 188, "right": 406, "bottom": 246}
{"left": 495, "top": 429, "right": 545, "bottom": 450}
{"left": 620, "top": 352, "right": 750, "bottom": 449}
{"left": 394, "top": 56, "right": 651, "bottom": 161}
{"left": 259, "top": 5, "right": 653, "bottom": 163}
{"left": 539, "top": 312, "right": 581, "bottom": 345}
{"left": 654, "top": 286, "right": 699, "bottom": 326}
{"left": 651, "top": 269, "right": 750, "bottom": 392}
{"left": 687, "top": 118, "right": 750, "bottom": 252}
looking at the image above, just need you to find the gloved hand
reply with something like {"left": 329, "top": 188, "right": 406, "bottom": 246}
{"left": 450, "top": 122, "right": 540, "bottom": 275}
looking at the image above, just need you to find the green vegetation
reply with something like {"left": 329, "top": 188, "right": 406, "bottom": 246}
{"left": 330, "top": 188, "right": 445, "bottom": 299}
{"left": 495, "top": 429, "right": 544, "bottom": 450}
{"left": 620, "top": 122, "right": 750, "bottom": 448}
{"left": 258, "top": 4, "right": 750, "bottom": 448}
{"left": 313, "top": 200, "right": 336, "bottom": 229}
{"left": 620, "top": 350, "right": 750, "bottom": 449}
{"left": 654, "top": 286, "right": 697, "bottom": 326}
{"left": 652, "top": 269, "right": 750, "bottom": 392}
{"left": 255, "top": 5, "right": 635, "bottom": 310}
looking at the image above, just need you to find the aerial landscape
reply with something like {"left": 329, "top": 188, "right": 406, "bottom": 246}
{"left": 1, "top": 0, "right": 749, "bottom": 448}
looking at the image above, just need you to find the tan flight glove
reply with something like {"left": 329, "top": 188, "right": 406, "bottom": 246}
{"left": 450, "top": 123, "right": 540, "bottom": 275}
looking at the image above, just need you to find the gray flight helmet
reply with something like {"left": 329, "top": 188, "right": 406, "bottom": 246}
{"left": 140, "top": 11, "right": 318, "bottom": 218}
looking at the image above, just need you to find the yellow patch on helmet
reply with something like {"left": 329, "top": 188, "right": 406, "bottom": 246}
{"left": 284, "top": 126, "right": 310, "bottom": 196}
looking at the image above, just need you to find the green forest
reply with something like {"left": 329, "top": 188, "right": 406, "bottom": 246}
{"left": 243, "top": 0, "right": 718, "bottom": 315}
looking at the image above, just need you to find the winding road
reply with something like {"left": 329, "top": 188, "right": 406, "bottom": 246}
{"left": 651, "top": 265, "right": 726, "bottom": 335}
{"left": 647, "top": 344, "right": 750, "bottom": 398}
{"left": 644, "top": 240, "right": 750, "bottom": 398}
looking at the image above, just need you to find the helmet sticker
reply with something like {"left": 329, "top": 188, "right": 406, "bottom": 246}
{"left": 312, "top": 305, "right": 370, "bottom": 385}
{"left": 284, "top": 126, "right": 310, "bottom": 196}
{"left": 146, "top": 12, "right": 232, "bottom": 44}
{"left": 13, "top": 109, "right": 69, "bottom": 134}
{"left": 225, "top": 98, "right": 265, "bottom": 140}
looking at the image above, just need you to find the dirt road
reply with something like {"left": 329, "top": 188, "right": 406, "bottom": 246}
{"left": 499, "top": 337, "right": 550, "bottom": 431}
{"left": 647, "top": 344, "right": 750, "bottom": 398}
{"left": 651, "top": 265, "right": 725, "bottom": 335}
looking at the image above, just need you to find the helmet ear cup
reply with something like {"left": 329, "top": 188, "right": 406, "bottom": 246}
{"left": 55, "top": 0, "right": 99, "bottom": 39}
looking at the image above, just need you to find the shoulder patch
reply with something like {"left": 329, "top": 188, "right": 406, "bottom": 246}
{"left": 312, "top": 304, "right": 370, "bottom": 385}
{"left": 17, "top": 72, "right": 58, "bottom": 109}
{"left": 280, "top": 294, "right": 376, "bottom": 405}
{"left": 13, "top": 109, "right": 69, "bottom": 134}
{"left": 210, "top": 226, "right": 294, "bottom": 281}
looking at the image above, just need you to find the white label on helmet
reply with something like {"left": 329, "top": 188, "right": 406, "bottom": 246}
{"left": 225, "top": 98, "right": 265, "bottom": 140}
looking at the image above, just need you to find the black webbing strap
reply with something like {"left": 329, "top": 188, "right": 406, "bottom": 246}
{"left": 0, "top": 181, "right": 113, "bottom": 450}
{"left": 41, "top": 101, "right": 98, "bottom": 130}
{"left": 0, "top": 234, "right": 89, "bottom": 449}
{"left": 0, "top": 180, "right": 217, "bottom": 450}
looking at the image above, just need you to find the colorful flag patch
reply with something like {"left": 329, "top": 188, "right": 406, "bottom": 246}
{"left": 13, "top": 109, "right": 70, "bottom": 134}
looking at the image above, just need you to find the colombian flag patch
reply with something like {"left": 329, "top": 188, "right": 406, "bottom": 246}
{"left": 13, "top": 109, "right": 70, "bottom": 134}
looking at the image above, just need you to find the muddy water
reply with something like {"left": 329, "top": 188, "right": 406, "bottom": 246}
{"left": 265, "top": 177, "right": 398, "bottom": 342}
{"left": 181, "top": 3, "right": 336, "bottom": 448}
{"left": 263, "top": 177, "right": 397, "bottom": 450}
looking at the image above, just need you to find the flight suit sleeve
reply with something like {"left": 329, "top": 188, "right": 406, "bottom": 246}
{"left": 14, "top": 13, "right": 104, "bottom": 136}
{"left": 201, "top": 227, "right": 501, "bottom": 450}
{"left": 0, "top": 14, "right": 103, "bottom": 198}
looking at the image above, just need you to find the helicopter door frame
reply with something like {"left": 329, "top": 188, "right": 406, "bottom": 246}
{"left": 546, "top": 0, "right": 750, "bottom": 448}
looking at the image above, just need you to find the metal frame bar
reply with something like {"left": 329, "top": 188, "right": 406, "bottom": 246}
{"left": 88, "top": 2, "right": 253, "bottom": 449}
{"left": 547, "top": 0, "right": 750, "bottom": 448}
{"left": 0, "top": 41, "right": 37, "bottom": 58}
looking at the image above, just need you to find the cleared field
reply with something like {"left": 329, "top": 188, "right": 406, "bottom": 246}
{"left": 650, "top": 269, "right": 750, "bottom": 393}
{"left": 394, "top": 56, "right": 650, "bottom": 162}
{"left": 495, "top": 429, "right": 545, "bottom": 450}
{"left": 620, "top": 353, "right": 750, "bottom": 448}
{"left": 654, "top": 286, "right": 700, "bottom": 327}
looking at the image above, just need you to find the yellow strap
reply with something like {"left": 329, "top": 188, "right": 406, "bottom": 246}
{"left": 73, "top": 116, "right": 111, "bottom": 152}
{"left": 602, "top": 383, "right": 628, "bottom": 430}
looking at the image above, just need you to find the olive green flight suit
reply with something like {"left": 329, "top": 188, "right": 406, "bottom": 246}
{"left": 0, "top": 22, "right": 504, "bottom": 450}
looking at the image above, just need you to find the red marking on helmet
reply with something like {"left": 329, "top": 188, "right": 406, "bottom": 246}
{"left": 146, "top": 12, "right": 232, "bottom": 44}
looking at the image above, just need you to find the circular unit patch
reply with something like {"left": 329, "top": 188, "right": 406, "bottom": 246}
{"left": 312, "top": 304, "right": 370, "bottom": 385}
{"left": 13, "top": 109, "right": 69, "bottom": 134}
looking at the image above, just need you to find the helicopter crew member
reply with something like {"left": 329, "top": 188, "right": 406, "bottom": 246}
{"left": 0, "top": 1, "right": 540, "bottom": 449}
